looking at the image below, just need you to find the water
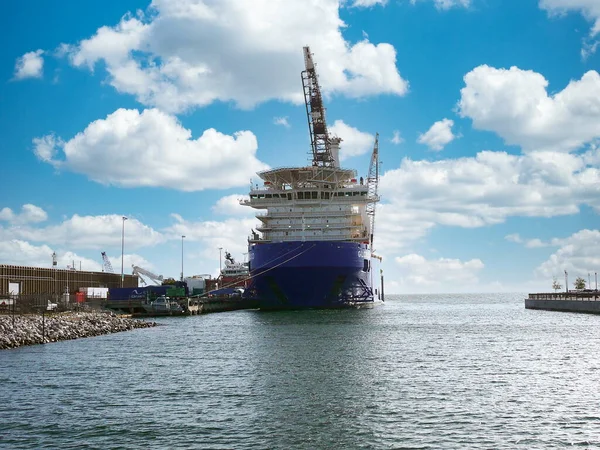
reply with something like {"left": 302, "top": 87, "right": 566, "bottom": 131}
{"left": 2, "top": 293, "right": 600, "bottom": 449}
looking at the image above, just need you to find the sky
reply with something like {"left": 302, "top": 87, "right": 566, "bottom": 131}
{"left": 1, "top": 0, "right": 599, "bottom": 294}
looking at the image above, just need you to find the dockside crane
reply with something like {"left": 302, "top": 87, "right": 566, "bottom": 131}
{"left": 131, "top": 265, "right": 164, "bottom": 286}
{"left": 366, "top": 133, "right": 380, "bottom": 255}
{"left": 302, "top": 46, "right": 341, "bottom": 168}
{"left": 101, "top": 252, "right": 114, "bottom": 273}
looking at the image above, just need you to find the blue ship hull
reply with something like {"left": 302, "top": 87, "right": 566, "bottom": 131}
{"left": 245, "top": 241, "right": 375, "bottom": 310}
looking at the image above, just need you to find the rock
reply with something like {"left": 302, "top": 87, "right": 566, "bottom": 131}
{"left": 0, "top": 312, "right": 157, "bottom": 350}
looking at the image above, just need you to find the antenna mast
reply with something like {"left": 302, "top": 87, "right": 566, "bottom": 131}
{"left": 302, "top": 46, "right": 336, "bottom": 167}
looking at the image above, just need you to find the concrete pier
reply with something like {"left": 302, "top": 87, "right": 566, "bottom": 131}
{"left": 525, "top": 291, "right": 600, "bottom": 314}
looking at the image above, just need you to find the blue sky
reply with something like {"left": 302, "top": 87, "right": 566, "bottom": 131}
{"left": 1, "top": 0, "right": 599, "bottom": 293}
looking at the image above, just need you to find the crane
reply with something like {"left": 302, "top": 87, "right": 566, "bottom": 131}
{"left": 132, "top": 265, "right": 164, "bottom": 286}
{"left": 302, "top": 46, "right": 337, "bottom": 168}
{"left": 366, "top": 133, "right": 380, "bottom": 254}
{"left": 101, "top": 252, "right": 114, "bottom": 273}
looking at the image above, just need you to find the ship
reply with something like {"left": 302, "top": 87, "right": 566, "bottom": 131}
{"left": 219, "top": 251, "right": 250, "bottom": 289}
{"left": 241, "top": 46, "right": 381, "bottom": 310}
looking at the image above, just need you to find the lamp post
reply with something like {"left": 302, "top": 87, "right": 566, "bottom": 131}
{"left": 121, "top": 216, "right": 128, "bottom": 287}
{"left": 219, "top": 247, "right": 223, "bottom": 273}
{"left": 564, "top": 270, "right": 568, "bottom": 294}
{"left": 181, "top": 235, "right": 186, "bottom": 281}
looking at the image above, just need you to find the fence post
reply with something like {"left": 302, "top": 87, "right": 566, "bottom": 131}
{"left": 41, "top": 308, "right": 45, "bottom": 344}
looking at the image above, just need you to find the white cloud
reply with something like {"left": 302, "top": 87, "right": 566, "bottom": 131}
{"left": 211, "top": 194, "right": 253, "bottom": 216}
{"left": 0, "top": 204, "right": 48, "bottom": 224}
{"left": 351, "top": 0, "right": 387, "bottom": 7}
{"left": 378, "top": 148, "right": 600, "bottom": 237}
{"left": 391, "top": 130, "right": 404, "bottom": 145}
{"left": 33, "top": 108, "right": 268, "bottom": 191}
{"left": 535, "top": 229, "right": 600, "bottom": 286}
{"left": 274, "top": 117, "right": 291, "bottom": 128}
{"left": 0, "top": 239, "right": 154, "bottom": 273}
{"left": 13, "top": 50, "right": 44, "bottom": 80}
{"left": 539, "top": 0, "right": 600, "bottom": 57}
{"left": 329, "top": 120, "right": 375, "bottom": 160}
{"left": 1, "top": 214, "right": 164, "bottom": 250}
{"left": 410, "top": 0, "right": 471, "bottom": 10}
{"left": 393, "top": 253, "right": 484, "bottom": 293}
{"left": 62, "top": 1, "right": 408, "bottom": 113}
{"left": 459, "top": 65, "right": 600, "bottom": 152}
{"left": 165, "top": 214, "right": 255, "bottom": 269}
{"left": 0, "top": 240, "right": 97, "bottom": 270}
{"left": 417, "top": 118, "right": 457, "bottom": 151}
{"left": 504, "top": 233, "right": 554, "bottom": 249}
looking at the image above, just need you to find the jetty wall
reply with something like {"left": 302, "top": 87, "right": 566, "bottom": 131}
{"left": 525, "top": 292, "right": 600, "bottom": 314}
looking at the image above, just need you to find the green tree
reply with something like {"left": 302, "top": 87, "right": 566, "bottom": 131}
{"left": 162, "top": 277, "right": 177, "bottom": 285}
{"left": 552, "top": 277, "right": 562, "bottom": 292}
{"left": 574, "top": 277, "right": 586, "bottom": 290}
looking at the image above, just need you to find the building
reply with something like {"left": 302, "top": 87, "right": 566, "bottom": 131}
{"left": 0, "top": 264, "right": 138, "bottom": 297}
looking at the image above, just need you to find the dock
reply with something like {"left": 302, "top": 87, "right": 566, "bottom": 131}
{"left": 104, "top": 295, "right": 258, "bottom": 317}
{"left": 525, "top": 291, "right": 600, "bottom": 314}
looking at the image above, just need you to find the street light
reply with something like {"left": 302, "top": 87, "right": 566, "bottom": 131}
{"left": 121, "top": 216, "right": 128, "bottom": 287}
{"left": 181, "top": 235, "right": 186, "bottom": 281}
{"left": 219, "top": 247, "right": 223, "bottom": 273}
{"left": 564, "top": 270, "right": 568, "bottom": 294}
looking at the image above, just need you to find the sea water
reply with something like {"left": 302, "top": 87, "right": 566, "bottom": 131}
{"left": 2, "top": 293, "right": 600, "bottom": 449}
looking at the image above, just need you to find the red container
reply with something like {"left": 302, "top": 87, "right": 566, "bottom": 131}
{"left": 75, "top": 292, "right": 87, "bottom": 303}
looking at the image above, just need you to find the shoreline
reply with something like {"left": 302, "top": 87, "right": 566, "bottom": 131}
{"left": 0, "top": 311, "right": 158, "bottom": 350}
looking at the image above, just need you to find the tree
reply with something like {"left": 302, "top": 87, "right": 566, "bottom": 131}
{"left": 552, "top": 277, "right": 562, "bottom": 292}
{"left": 162, "top": 278, "right": 177, "bottom": 285}
{"left": 574, "top": 277, "right": 586, "bottom": 290}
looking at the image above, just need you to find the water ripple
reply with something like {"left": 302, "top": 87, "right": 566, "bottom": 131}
{"left": 3, "top": 294, "right": 600, "bottom": 448}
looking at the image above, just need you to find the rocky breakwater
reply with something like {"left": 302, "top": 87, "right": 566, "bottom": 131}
{"left": 0, "top": 312, "right": 157, "bottom": 350}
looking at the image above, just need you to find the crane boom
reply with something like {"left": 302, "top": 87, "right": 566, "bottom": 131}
{"left": 101, "top": 252, "right": 114, "bottom": 273}
{"left": 132, "top": 265, "right": 163, "bottom": 286}
{"left": 302, "top": 46, "right": 337, "bottom": 167}
{"left": 366, "top": 133, "right": 380, "bottom": 252}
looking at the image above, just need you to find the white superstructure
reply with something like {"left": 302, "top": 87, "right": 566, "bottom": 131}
{"left": 242, "top": 166, "right": 377, "bottom": 243}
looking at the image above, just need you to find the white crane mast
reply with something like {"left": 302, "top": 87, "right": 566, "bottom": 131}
{"left": 132, "top": 265, "right": 164, "bottom": 286}
{"left": 366, "top": 133, "right": 380, "bottom": 252}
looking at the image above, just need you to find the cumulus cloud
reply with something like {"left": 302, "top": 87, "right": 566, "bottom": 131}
{"left": 391, "top": 130, "right": 404, "bottom": 145}
{"left": 393, "top": 253, "right": 484, "bottom": 293}
{"left": 61, "top": 1, "right": 408, "bottom": 113}
{"left": 274, "top": 117, "right": 291, "bottom": 128}
{"left": 33, "top": 108, "right": 268, "bottom": 191}
{"left": 13, "top": 50, "right": 44, "bottom": 80}
{"left": 0, "top": 240, "right": 97, "bottom": 270}
{"left": 211, "top": 194, "right": 253, "bottom": 216}
{"left": 0, "top": 239, "right": 153, "bottom": 273}
{"left": 0, "top": 204, "right": 48, "bottom": 224}
{"left": 351, "top": 0, "right": 387, "bottom": 7}
{"left": 165, "top": 214, "right": 255, "bottom": 268}
{"left": 458, "top": 66, "right": 600, "bottom": 152}
{"left": 417, "top": 118, "right": 457, "bottom": 151}
{"left": 504, "top": 233, "right": 549, "bottom": 249}
{"left": 410, "top": 0, "right": 471, "bottom": 10}
{"left": 535, "top": 229, "right": 600, "bottom": 285}
{"left": 0, "top": 214, "right": 164, "bottom": 250}
{"left": 539, "top": 0, "right": 600, "bottom": 57}
{"left": 379, "top": 148, "right": 600, "bottom": 234}
{"left": 329, "top": 120, "right": 375, "bottom": 160}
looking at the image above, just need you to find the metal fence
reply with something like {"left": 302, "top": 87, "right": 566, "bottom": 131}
{"left": 0, "top": 293, "right": 102, "bottom": 316}
{"left": 528, "top": 291, "right": 600, "bottom": 301}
